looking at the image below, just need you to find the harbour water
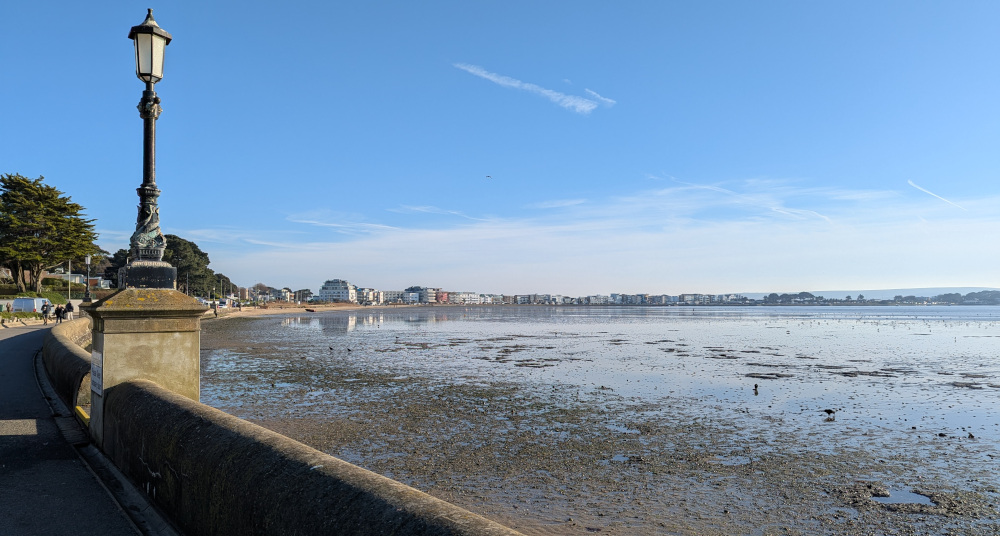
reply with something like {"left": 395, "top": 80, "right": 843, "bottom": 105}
{"left": 202, "top": 306, "right": 1000, "bottom": 535}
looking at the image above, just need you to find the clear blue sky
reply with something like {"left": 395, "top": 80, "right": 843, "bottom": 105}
{"left": 2, "top": 1, "right": 998, "bottom": 295}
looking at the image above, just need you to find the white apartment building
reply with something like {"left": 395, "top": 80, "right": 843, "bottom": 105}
{"left": 318, "top": 279, "right": 357, "bottom": 303}
{"left": 355, "top": 287, "right": 381, "bottom": 305}
{"left": 452, "top": 292, "right": 482, "bottom": 305}
{"left": 382, "top": 290, "right": 405, "bottom": 304}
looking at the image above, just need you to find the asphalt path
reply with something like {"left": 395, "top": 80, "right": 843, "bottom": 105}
{"left": 0, "top": 325, "right": 137, "bottom": 535}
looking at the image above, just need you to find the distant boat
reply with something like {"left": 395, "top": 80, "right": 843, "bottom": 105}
{"left": 305, "top": 308, "right": 316, "bottom": 312}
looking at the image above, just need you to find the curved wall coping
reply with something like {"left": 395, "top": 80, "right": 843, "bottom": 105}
{"left": 103, "top": 379, "right": 523, "bottom": 536}
{"left": 42, "top": 318, "right": 92, "bottom": 410}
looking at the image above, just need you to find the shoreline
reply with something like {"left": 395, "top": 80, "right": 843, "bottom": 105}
{"left": 204, "top": 302, "right": 420, "bottom": 321}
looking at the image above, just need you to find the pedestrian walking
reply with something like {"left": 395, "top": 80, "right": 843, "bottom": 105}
{"left": 41, "top": 302, "right": 50, "bottom": 325}
{"left": 55, "top": 304, "right": 64, "bottom": 324}
{"left": 64, "top": 301, "right": 74, "bottom": 322}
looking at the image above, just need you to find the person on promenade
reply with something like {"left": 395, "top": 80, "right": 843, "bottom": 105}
{"left": 41, "top": 302, "right": 50, "bottom": 325}
{"left": 54, "top": 305, "right": 64, "bottom": 324}
{"left": 4, "top": 302, "right": 10, "bottom": 313}
{"left": 64, "top": 301, "right": 74, "bottom": 322}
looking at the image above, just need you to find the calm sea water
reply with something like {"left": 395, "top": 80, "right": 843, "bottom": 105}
{"left": 203, "top": 305, "right": 1000, "bottom": 447}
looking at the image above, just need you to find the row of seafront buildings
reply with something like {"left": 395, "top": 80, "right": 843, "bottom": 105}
{"left": 316, "top": 279, "right": 747, "bottom": 306}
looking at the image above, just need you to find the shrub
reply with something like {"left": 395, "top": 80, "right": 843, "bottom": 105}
{"left": 9, "top": 291, "right": 67, "bottom": 304}
{"left": 39, "top": 291, "right": 68, "bottom": 305}
{"left": 1, "top": 311, "right": 42, "bottom": 321}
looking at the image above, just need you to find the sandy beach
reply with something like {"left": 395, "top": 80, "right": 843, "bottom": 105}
{"left": 203, "top": 302, "right": 417, "bottom": 320}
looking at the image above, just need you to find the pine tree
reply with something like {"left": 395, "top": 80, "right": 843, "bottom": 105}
{"left": 0, "top": 174, "right": 99, "bottom": 293}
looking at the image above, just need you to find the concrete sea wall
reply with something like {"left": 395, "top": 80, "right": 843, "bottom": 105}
{"left": 42, "top": 321, "right": 522, "bottom": 536}
{"left": 42, "top": 319, "right": 92, "bottom": 410}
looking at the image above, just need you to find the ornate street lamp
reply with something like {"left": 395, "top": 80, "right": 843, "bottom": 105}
{"left": 119, "top": 9, "right": 177, "bottom": 289}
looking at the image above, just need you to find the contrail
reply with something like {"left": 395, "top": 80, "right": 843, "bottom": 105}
{"left": 907, "top": 180, "right": 966, "bottom": 210}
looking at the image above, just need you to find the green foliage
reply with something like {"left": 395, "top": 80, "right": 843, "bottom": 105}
{"left": 103, "top": 249, "right": 130, "bottom": 288}
{"left": 0, "top": 174, "right": 100, "bottom": 293}
{"left": 1, "top": 311, "right": 41, "bottom": 321}
{"left": 10, "top": 290, "right": 68, "bottom": 304}
{"left": 163, "top": 234, "right": 217, "bottom": 297}
{"left": 39, "top": 291, "right": 67, "bottom": 305}
{"left": 964, "top": 290, "right": 1000, "bottom": 304}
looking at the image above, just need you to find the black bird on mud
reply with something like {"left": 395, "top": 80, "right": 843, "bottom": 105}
{"left": 822, "top": 409, "right": 836, "bottom": 421}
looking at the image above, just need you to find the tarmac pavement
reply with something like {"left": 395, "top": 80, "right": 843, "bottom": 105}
{"left": 0, "top": 325, "right": 138, "bottom": 535}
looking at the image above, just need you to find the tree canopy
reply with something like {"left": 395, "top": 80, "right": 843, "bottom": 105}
{"left": 102, "top": 234, "right": 244, "bottom": 298}
{"left": 0, "top": 174, "right": 100, "bottom": 292}
{"left": 162, "top": 234, "right": 214, "bottom": 296}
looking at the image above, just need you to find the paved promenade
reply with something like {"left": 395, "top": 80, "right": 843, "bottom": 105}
{"left": 0, "top": 325, "right": 137, "bottom": 535}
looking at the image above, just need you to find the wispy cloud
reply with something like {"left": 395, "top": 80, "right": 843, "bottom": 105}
{"left": 287, "top": 218, "right": 400, "bottom": 233}
{"left": 671, "top": 179, "right": 833, "bottom": 223}
{"left": 584, "top": 89, "right": 616, "bottom": 107}
{"left": 166, "top": 178, "right": 1000, "bottom": 296}
{"left": 907, "top": 180, "right": 966, "bottom": 210}
{"left": 282, "top": 209, "right": 401, "bottom": 234}
{"left": 392, "top": 205, "right": 490, "bottom": 221}
{"left": 218, "top": 194, "right": 1000, "bottom": 296}
{"left": 527, "top": 199, "right": 587, "bottom": 209}
{"left": 94, "top": 228, "right": 131, "bottom": 245}
{"left": 454, "top": 63, "right": 606, "bottom": 114}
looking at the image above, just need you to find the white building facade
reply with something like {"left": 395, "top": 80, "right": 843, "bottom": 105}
{"left": 318, "top": 279, "right": 357, "bottom": 303}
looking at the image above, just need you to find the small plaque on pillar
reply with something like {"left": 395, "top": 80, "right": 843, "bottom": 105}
{"left": 91, "top": 350, "right": 104, "bottom": 396}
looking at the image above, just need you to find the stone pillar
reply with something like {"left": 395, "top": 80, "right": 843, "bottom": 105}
{"left": 82, "top": 288, "right": 207, "bottom": 450}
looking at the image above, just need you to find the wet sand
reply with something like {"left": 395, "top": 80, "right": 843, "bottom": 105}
{"left": 201, "top": 307, "right": 1000, "bottom": 535}
{"left": 204, "top": 302, "right": 370, "bottom": 319}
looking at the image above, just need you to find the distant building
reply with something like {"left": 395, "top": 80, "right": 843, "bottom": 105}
{"left": 452, "top": 292, "right": 482, "bottom": 304}
{"left": 294, "top": 289, "right": 313, "bottom": 302}
{"left": 405, "top": 286, "right": 439, "bottom": 304}
{"left": 382, "top": 290, "right": 405, "bottom": 304}
{"left": 318, "top": 279, "right": 357, "bottom": 303}
{"left": 356, "top": 287, "right": 380, "bottom": 305}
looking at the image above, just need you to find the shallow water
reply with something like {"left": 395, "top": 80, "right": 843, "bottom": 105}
{"left": 202, "top": 306, "right": 1000, "bottom": 534}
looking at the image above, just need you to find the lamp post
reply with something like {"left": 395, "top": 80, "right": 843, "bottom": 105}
{"left": 84, "top": 255, "right": 92, "bottom": 303}
{"left": 119, "top": 9, "right": 177, "bottom": 289}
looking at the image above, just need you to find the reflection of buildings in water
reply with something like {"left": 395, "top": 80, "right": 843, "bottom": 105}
{"left": 312, "top": 314, "right": 358, "bottom": 332}
{"left": 301, "top": 309, "right": 514, "bottom": 333}
{"left": 281, "top": 317, "right": 321, "bottom": 330}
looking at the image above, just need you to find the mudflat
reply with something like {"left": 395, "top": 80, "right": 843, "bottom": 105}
{"left": 202, "top": 306, "right": 1000, "bottom": 535}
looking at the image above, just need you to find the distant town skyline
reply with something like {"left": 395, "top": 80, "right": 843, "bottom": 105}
{"left": 305, "top": 279, "right": 999, "bottom": 305}
{"left": 3, "top": 2, "right": 999, "bottom": 295}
